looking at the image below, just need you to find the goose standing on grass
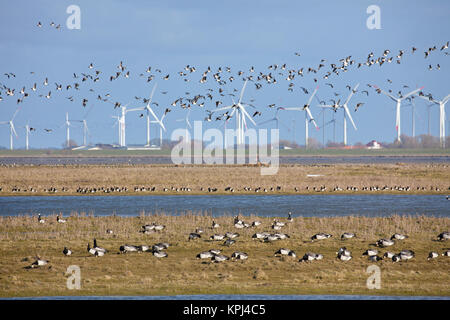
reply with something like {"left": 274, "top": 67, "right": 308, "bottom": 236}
{"left": 363, "top": 249, "right": 378, "bottom": 257}
{"left": 428, "top": 252, "right": 439, "bottom": 260}
{"left": 311, "top": 233, "right": 332, "bottom": 241}
{"left": 337, "top": 247, "right": 351, "bottom": 257}
{"left": 376, "top": 238, "right": 395, "bottom": 247}
{"left": 93, "top": 239, "right": 107, "bottom": 253}
{"left": 63, "top": 247, "right": 72, "bottom": 256}
{"left": 442, "top": 250, "right": 450, "bottom": 257}
{"left": 38, "top": 214, "right": 45, "bottom": 224}
{"left": 188, "top": 232, "right": 201, "bottom": 241}
{"left": 231, "top": 252, "right": 248, "bottom": 260}
{"left": 28, "top": 257, "right": 49, "bottom": 268}
{"left": 152, "top": 250, "right": 168, "bottom": 258}
{"left": 383, "top": 252, "right": 395, "bottom": 259}
{"left": 369, "top": 255, "right": 382, "bottom": 262}
{"left": 210, "top": 234, "right": 225, "bottom": 241}
{"left": 341, "top": 232, "right": 356, "bottom": 240}
{"left": 437, "top": 231, "right": 450, "bottom": 241}
{"left": 275, "top": 248, "right": 296, "bottom": 258}
{"left": 56, "top": 215, "right": 66, "bottom": 223}
{"left": 223, "top": 239, "right": 236, "bottom": 247}
{"left": 197, "top": 251, "right": 215, "bottom": 259}
{"left": 337, "top": 252, "right": 352, "bottom": 261}
{"left": 251, "top": 220, "right": 262, "bottom": 227}
{"left": 211, "top": 220, "right": 220, "bottom": 229}
{"left": 399, "top": 249, "right": 415, "bottom": 261}
{"left": 391, "top": 233, "right": 408, "bottom": 241}
{"left": 287, "top": 212, "right": 293, "bottom": 223}
{"left": 300, "top": 252, "right": 320, "bottom": 262}
{"left": 120, "top": 244, "right": 138, "bottom": 253}
{"left": 212, "top": 254, "right": 229, "bottom": 263}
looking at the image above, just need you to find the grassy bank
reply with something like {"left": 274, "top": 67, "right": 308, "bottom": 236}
{"left": 0, "top": 163, "right": 448, "bottom": 196}
{"left": 0, "top": 214, "right": 449, "bottom": 297}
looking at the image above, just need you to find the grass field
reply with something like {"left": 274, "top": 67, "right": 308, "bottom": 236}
{"left": 0, "top": 163, "right": 448, "bottom": 196}
{"left": 0, "top": 214, "right": 449, "bottom": 297}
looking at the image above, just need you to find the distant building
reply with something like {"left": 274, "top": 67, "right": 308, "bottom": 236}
{"left": 366, "top": 140, "right": 382, "bottom": 149}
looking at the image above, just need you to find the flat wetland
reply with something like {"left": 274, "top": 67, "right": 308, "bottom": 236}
{"left": 0, "top": 163, "right": 449, "bottom": 196}
{"left": 0, "top": 214, "right": 449, "bottom": 297}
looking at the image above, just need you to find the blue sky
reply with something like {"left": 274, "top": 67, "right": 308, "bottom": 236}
{"left": 0, "top": 0, "right": 449, "bottom": 148}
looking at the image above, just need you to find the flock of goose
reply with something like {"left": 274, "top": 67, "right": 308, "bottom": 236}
{"left": 3, "top": 183, "right": 448, "bottom": 195}
{"left": 26, "top": 212, "right": 450, "bottom": 269}
{"left": 1, "top": 35, "right": 448, "bottom": 142}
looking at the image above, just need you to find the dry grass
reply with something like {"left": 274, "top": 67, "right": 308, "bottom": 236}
{"left": 0, "top": 163, "right": 449, "bottom": 196}
{"left": 0, "top": 214, "right": 449, "bottom": 297}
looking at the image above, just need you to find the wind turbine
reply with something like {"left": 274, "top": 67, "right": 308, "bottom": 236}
{"left": 319, "top": 83, "right": 359, "bottom": 146}
{"left": 71, "top": 119, "right": 90, "bottom": 147}
{"left": 418, "top": 92, "right": 450, "bottom": 148}
{"left": 150, "top": 111, "right": 168, "bottom": 148}
{"left": 176, "top": 108, "right": 192, "bottom": 141}
{"left": 283, "top": 86, "right": 319, "bottom": 148}
{"left": 23, "top": 123, "right": 35, "bottom": 150}
{"left": 258, "top": 107, "right": 289, "bottom": 132}
{"left": 139, "top": 83, "right": 165, "bottom": 146}
{"left": 211, "top": 79, "right": 256, "bottom": 146}
{"left": 373, "top": 85, "right": 424, "bottom": 143}
{"left": 0, "top": 108, "right": 20, "bottom": 150}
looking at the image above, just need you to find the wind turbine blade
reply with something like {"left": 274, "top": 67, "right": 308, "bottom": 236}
{"left": 343, "top": 104, "right": 357, "bottom": 130}
{"left": 239, "top": 104, "right": 256, "bottom": 126}
{"left": 418, "top": 95, "right": 437, "bottom": 104}
{"left": 305, "top": 108, "right": 318, "bottom": 129}
{"left": 344, "top": 83, "right": 359, "bottom": 105}
{"left": 306, "top": 86, "right": 319, "bottom": 106}
{"left": 238, "top": 80, "right": 248, "bottom": 104}
{"left": 401, "top": 86, "right": 424, "bottom": 100}
{"left": 258, "top": 118, "right": 275, "bottom": 126}
{"left": 11, "top": 122, "right": 18, "bottom": 137}
{"left": 373, "top": 85, "right": 398, "bottom": 101}
{"left": 283, "top": 107, "right": 302, "bottom": 111}
{"left": 186, "top": 119, "right": 192, "bottom": 129}
{"left": 211, "top": 106, "right": 233, "bottom": 113}
{"left": 442, "top": 94, "right": 450, "bottom": 104}
{"left": 149, "top": 83, "right": 158, "bottom": 103}
{"left": 11, "top": 108, "right": 21, "bottom": 122}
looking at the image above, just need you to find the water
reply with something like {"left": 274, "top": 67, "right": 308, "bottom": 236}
{"left": 0, "top": 155, "right": 448, "bottom": 165}
{"left": 3, "top": 294, "right": 449, "bottom": 300}
{"left": 0, "top": 194, "right": 448, "bottom": 217}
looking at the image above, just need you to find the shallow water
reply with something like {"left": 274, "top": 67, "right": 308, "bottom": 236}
{"left": 0, "top": 194, "right": 448, "bottom": 217}
{"left": 3, "top": 294, "right": 449, "bottom": 300}
{"left": 0, "top": 155, "right": 448, "bottom": 165}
